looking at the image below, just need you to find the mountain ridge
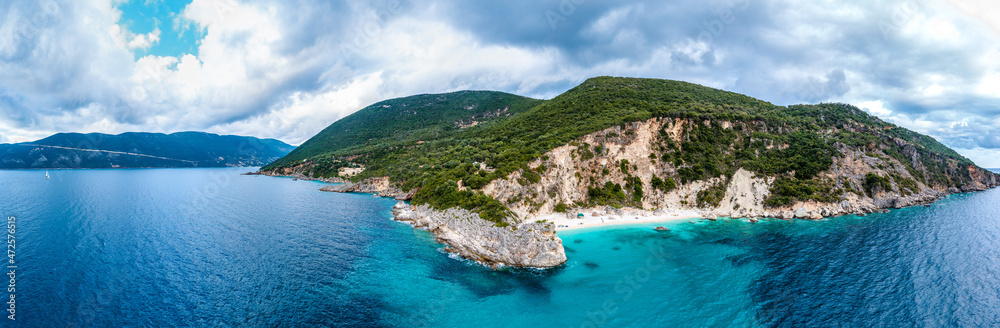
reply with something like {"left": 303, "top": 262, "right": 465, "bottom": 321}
{"left": 263, "top": 76, "right": 997, "bottom": 222}
{"left": 0, "top": 131, "right": 294, "bottom": 169}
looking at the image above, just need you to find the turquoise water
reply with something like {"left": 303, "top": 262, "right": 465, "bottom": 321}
{"left": 2, "top": 168, "right": 999, "bottom": 327}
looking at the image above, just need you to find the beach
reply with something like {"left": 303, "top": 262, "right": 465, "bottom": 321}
{"left": 539, "top": 209, "right": 705, "bottom": 231}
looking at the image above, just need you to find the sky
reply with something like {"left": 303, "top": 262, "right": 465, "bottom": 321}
{"left": 1, "top": 0, "right": 999, "bottom": 167}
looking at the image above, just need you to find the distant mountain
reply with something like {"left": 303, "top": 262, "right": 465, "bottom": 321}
{"left": 0, "top": 132, "right": 294, "bottom": 169}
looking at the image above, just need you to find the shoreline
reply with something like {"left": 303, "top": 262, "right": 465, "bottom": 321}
{"left": 537, "top": 209, "right": 705, "bottom": 232}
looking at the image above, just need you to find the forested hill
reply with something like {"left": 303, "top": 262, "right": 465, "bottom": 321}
{"left": 262, "top": 77, "right": 998, "bottom": 224}
{"left": 0, "top": 132, "right": 294, "bottom": 169}
{"left": 268, "top": 90, "right": 543, "bottom": 170}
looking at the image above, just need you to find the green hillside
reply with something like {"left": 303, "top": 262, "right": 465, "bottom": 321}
{"left": 0, "top": 132, "right": 294, "bottom": 169}
{"left": 263, "top": 77, "right": 994, "bottom": 224}
{"left": 266, "top": 90, "right": 542, "bottom": 171}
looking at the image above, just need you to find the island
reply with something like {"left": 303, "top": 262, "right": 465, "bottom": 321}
{"left": 258, "top": 77, "right": 1000, "bottom": 268}
{"left": 0, "top": 132, "right": 294, "bottom": 169}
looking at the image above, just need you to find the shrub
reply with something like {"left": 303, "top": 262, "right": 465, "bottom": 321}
{"left": 588, "top": 182, "right": 627, "bottom": 207}
{"left": 554, "top": 203, "right": 568, "bottom": 213}
{"left": 765, "top": 177, "right": 840, "bottom": 207}
{"left": 522, "top": 168, "right": 541, "bottom": 184}
{"left": 864, "top": 172, "right": 892, "bottom": 196}
{"left": 651, "top": 176, "right": 677, "bottom": 192}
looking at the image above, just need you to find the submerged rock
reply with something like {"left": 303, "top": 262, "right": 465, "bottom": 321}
{"left": 391, "top": 204, "right": 566, "bottom": 269}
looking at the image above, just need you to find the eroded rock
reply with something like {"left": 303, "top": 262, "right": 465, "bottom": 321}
{"left": 392, "top": 203, "right": 567, "bottom": 269}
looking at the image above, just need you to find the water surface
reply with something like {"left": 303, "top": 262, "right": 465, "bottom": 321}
{"left": 2, "top": 168, "right": 999, "bottom": 327}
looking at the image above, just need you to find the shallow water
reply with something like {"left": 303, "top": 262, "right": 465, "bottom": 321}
{"left": 2, "top": 168, "right": 999, "bottom": 327}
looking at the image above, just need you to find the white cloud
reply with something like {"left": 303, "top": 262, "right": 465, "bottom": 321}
{"left": 210, "top": 72, "right": 386, "bottom": 145}
{"left": 586, "top": 7, "right": 633, "bottom": 36}
{"left": 953, "top": 148, "right": 1000, "bottom": 168}
{"left": 941, "top": 0, "right": 1000, "bottom": 38}
{"left": 111, "top": 25, "right": 161, "bottom": 50}
{"left": 859, "top": 100, "right": 892, "bottom": 116}
{"left": 2, "top": 0, "right": 1000, "bottom": 160}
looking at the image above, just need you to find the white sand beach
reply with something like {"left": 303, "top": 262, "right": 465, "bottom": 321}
{"left": 538, "top": 209, "right": 705, "bottom": 231}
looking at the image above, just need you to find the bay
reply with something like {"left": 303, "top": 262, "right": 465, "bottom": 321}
{"left": 2, "top": 168, "right": 999, "bottom": 327}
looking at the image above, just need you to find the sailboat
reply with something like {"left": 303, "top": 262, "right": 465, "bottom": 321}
{"left": 45, "top": 170, "right": 50, "bottom": 179}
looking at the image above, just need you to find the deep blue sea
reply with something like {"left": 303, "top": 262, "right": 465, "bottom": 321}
{"left": 2, "top": 168, "right": 999, "bottom": 327}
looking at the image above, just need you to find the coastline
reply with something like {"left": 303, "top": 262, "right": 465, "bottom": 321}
{"left": 537, "top": 209, "right": 704, "bottom": 231}
{"left": 254, "top": 170, "right": 999, "bottom": 270}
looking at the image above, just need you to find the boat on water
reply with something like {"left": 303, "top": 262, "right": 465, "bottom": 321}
{"left": 45, "top": 170, "right": 50, "bottom": 179}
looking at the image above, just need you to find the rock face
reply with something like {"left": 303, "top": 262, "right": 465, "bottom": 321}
{"left": 481, "top": 117, "right": 1000, "bottom": 222}
{"left": 391, "top": 203, "right": 567, "bottom": 268}
{"left": 314, "top": 176, "right": 416, "bottom": 200}
{"left": 483, "top": 118, "right": 729, "bottom": 217}
{"left": 716, "top": 169, "right": 773, "bottom": 218}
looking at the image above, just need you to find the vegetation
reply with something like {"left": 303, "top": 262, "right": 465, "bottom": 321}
{"left": 588, "top": 182, "right": 628, "bottom": 208}
{"left": 651, "top": 176, "right": 676, "bottom": 192}
{"left": 554, "top": 203, "right": 568, "bottom": 213}
{"left": 696, "top": 182, "right": 727, "bottom": 208}
{"left": 262, "top": 77, "right": 996, "bottom": 223}
{"left": 765, "top": 178, "right": 840, "bottom": 207}
{"left": 864, "top": 173, "right": 893, "bottom": 196}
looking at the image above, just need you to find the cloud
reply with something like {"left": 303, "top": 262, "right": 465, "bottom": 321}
{"left": 112, "top": 25, "right": 161, "bottom": 50}
{"left": 858, "top": 100, "right": 891, "bottom": 116}
{"left": 0, "top": 0, "right": 999, "bottom": 168}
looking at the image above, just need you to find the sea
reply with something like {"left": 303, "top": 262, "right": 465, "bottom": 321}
{"left": 1, "top": 168, "right": 999, "bottom": 327}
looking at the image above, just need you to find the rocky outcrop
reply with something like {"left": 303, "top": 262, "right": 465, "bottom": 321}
{"left": 254, "top": 170, "right": 418, "bottom": 200}
{"left": 250, "top": 170, "right": 348, "bottom": 184}
{"left": 966, "top": 165, "right": 1000, "bottom": 191}
{"left": 392, "top": 202, "right": 566, "bottom": 268}
{"left": 314, "top": 176, "right": 416, "bottom": 200}
{"left": 394, "top": 188, "right": 419, "bottom": 200}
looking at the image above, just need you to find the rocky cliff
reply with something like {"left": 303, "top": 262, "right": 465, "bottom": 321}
{"left": 391, "top": 202, "right": 566, "bottom": 268}
{"left": 483, "top": 117, "right": 999, "bottom": 223}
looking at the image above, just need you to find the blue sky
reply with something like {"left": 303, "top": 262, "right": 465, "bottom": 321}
{"left": 1, "top": 0, "right": 999, "bottom": 167}
{"left": 115, "top": 0, "right": 200, "bottom": 59}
